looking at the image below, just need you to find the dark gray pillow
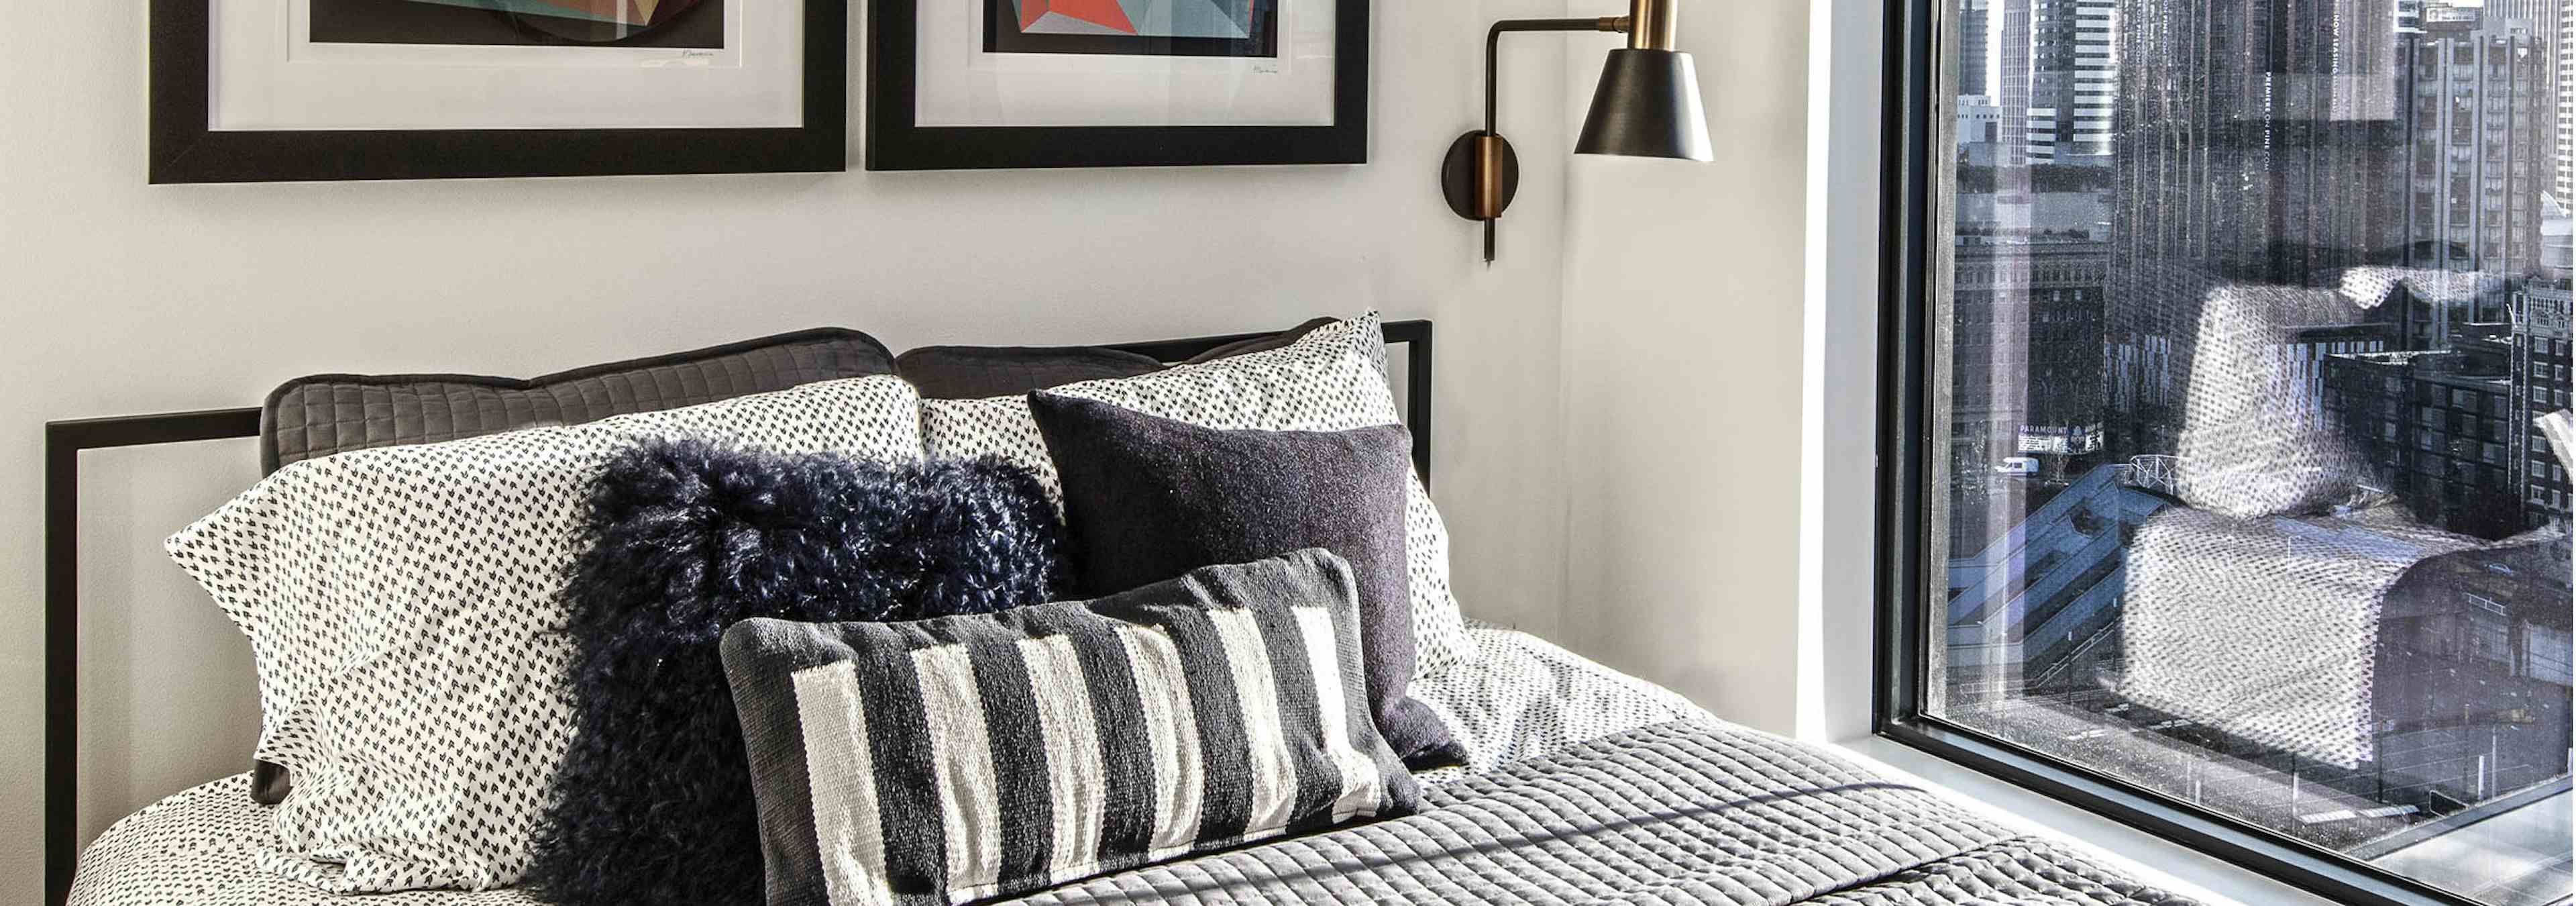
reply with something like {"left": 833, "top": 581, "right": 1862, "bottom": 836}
{"left": 1026, "top": 393, "right": 1462, "bottom": 768}
{"left": 720, "top": 549, "right": 1422, "bottom": 906}
{"left": 895, "top": 346, "right": 1165, "bottom": 399}
{"left": 1181, "top": 316, "right": 1339, "bottom": 364}
{"left": 894, "top": 317, "right": 1342, "bottom": 400}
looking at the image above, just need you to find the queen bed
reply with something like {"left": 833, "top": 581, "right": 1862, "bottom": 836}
{"left": 51, "top": 317, "right": 2189, "bottom": 906}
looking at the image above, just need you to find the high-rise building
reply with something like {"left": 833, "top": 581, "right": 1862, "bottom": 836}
{"left": 2022, "top": 0, "right": 2116, "bottom": 163}
{"left": 2323, "top": 344, "right": 2525, "bottom": 535}
{"left": 1998, "top": 0, "right": 2033, "bottom": 166}
{"left": 2106, "top": 0, "right": 2405, "bottom": 458}
{"left": 2561, "top": 0, "right": 2575, "bottom": 206}
{"left": 1961, "top": 0, "right": 1993, "bottom": 99}
{"left": 2465, "top": 0, "right": 2572, "bottom": 215}
{"left": 1996, "top": 0, "right": 2116, "bottom": 166}
{"left": 2514, "top": 283, "right": 2573, "bottom": 524}
{"left": 2321, "top": 277, "right": 2565, "bottom": 536}
{"left": 2397, "top": 16, "right": 2553, "bottom": 278}
{"left": 1948, "top": 233, "right": 2110, "bottom": 549}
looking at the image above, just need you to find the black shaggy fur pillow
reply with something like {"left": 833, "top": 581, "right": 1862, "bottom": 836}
{"left": 522, "top": 438, "right": 1068, "bottom": 906}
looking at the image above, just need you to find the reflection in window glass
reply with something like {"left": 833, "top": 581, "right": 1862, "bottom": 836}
{"left": 1927, "top": 0, "right": 2575, "bottom": 901}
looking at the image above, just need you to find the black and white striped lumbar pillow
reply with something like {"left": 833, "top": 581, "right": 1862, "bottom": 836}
{"left": 720, "top": 548, "right": 1423, "bottom": 906}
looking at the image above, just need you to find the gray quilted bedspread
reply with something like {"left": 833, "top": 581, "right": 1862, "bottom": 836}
{"left": 74, "top": 632, "right": 2186, "bottom": 905}
{"left": 1008, "top": 720, "right": 2190, "bottom": 905}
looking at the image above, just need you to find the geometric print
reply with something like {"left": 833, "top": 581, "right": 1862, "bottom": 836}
{"left": 720, "top": 550, "right": 1419, "bottom": 906}
{"left": 161, "top": 376, "right": 927, "bottom": 893}
{"left": 1407, "top": 621, "right": 1717, "bottom": 779}
{"left": 918, "top": 312, "right": 1479, "bottom": 679}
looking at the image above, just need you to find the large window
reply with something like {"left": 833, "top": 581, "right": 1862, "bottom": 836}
{"left": 1882, "top": 0, "right": 2575, "bottom": 902}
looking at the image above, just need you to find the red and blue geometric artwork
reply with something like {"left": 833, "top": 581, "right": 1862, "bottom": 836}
{"left": 986, "top": 0, "right": 1275, "bottom": 57}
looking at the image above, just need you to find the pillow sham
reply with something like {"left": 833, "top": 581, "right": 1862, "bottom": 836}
{"left": 524, "top": 440, "right": 1067, "bottom": 906}
{"left": 2172, "top": 282, "right": 2375, "bottom": 517}
{"left": 918, "top": 312, "right": 1477, "bottom": 680}
{"left": 164, "top": 376, "right": 927, "bottom": 893}
{"left": 250, "top": 327, "right": 898, "bottom": 805}
{"left": 720, "top": 548, "right": 1423, "bottom": 906}
{"left": 1028, "top": 394, "right": 1461, "bottom": 767}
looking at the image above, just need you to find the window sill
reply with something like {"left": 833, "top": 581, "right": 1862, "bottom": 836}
{"left": 1829, "top": 734, "right": 2341, "bottom": 906}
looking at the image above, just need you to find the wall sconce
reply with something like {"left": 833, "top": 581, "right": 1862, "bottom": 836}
{"left": 1442, "top": 0, "right": 1714, "bottom": 262}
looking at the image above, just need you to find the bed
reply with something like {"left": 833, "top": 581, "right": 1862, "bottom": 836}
{"left": 50, "top": 319, "right": 2190, "bottom": 906}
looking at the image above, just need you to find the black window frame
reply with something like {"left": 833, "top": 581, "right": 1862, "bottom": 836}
{"left": 1870, "top": 0, "right": 2544, "bottom": 903}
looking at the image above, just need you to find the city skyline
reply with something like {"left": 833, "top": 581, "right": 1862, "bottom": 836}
{"left": 1938, "top": 0, "right": 2573, "bottom": 899}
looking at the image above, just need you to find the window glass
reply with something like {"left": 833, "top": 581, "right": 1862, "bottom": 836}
{"left": 1928, "top": 0, "right": 2574, "bottom": 899}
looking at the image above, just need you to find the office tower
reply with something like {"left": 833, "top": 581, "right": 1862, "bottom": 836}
{"left": 1948, "top": 234, "right": 2110, "bottom": 550}
{"left": 1998, "top": 0, "right": 2033, "bottom": 166}
{"left": 2563, "top": 0, "right": 2574, "bottom": 207}
{"left": 2398, "top": 15, "right": 2553, "bottom": 278}
{"left": 1996, "top": 0, "right": 2116, "bottom": 166}
{"left": 2022, "top": 0, "right": 2116, "bottom": 162}
{"left": 1961, "top": 0, "right": 1993, "bottom": 99}
{"left": 2515, "top": 283, "right": 2573, "bottom": 525}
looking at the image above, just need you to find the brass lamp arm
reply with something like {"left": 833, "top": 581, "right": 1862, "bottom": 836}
{"left": 1485, "top": 18, "right": 1633, "bottom": 136}
{"left": 1448, "top": 0, "right": 1693, "bottom": 263}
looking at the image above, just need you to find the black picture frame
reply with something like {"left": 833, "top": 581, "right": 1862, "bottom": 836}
{"left": 866, "top": 0, "right": 1369, "bottom": 170}
{"left": 148, "top": 0, "right": 846, "bottom": 183}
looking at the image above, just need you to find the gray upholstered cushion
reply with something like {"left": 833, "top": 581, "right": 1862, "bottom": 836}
{"left": 261, "top": 328, "right": 895, "bottom": 472}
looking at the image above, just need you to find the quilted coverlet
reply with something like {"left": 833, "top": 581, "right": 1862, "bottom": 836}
{"left": 72, "top": 629, "right": 2186, "bottom": 906}
{"left": 1009, "top": 720, "right": 2184, "bottom": 905}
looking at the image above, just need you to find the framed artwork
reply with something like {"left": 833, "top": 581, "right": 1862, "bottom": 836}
{"left": 149, "top": 0, "right": 844, "bottom": 183}
{"left": 867, "top": 0, "right": 1369, "bottom": 170}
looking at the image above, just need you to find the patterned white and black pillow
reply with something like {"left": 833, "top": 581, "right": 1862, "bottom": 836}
{"left": 720, "top": 548, "right": 1422, "bottom": 906}
{"left": 163, "top": 376, "right": 928, "bottom": 893}
{"left": 918, "top": 312, "right": 1478, "bottom": 679}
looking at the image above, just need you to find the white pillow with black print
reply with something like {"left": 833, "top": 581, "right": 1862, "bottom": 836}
{"left": 919, "top": 311, "right": 1479, "bottom": 679}
{"left": 2174, "top": 283, "right": 2375, "bottom": 518}
{"left": 164, "top": 376, "right": 927, "bottom": 893}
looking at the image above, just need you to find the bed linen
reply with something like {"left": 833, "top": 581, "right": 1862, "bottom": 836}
{"left": 68, "top": 628, "right": 2186, "bottom": 906}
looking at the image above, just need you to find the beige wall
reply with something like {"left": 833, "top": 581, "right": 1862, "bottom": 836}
{"left": 1556, "top": 0, "right": 1813, "bottom": 734}
{"left": 0, "top": 5, "right": 1589, "bottom": 897}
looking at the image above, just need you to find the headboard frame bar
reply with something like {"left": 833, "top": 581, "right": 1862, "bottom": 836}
{"left": 41, "top": 320, "right": 1430, "bottom": 906}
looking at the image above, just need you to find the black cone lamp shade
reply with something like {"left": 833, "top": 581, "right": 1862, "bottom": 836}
{"left": 1444, "top": 0, "right": 1713, "bottom": 262}
{"left": 1576, "top": 50, "right": 1713, "bottom": 161}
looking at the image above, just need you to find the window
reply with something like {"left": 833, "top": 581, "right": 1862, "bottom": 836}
{"left": 1883, "top": 0, "right": 2573, "bottom": 903}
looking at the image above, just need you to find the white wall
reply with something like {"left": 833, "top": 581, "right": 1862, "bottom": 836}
{"left": 1556, "top": 0, "right": 1814, "bottom": 734}
{"left": 0, "top": 5, "right": 1584, "bottom": 898}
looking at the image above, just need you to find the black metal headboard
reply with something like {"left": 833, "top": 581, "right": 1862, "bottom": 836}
{"left": 41, "top": 319, "right": 1431, "bottom": 905}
